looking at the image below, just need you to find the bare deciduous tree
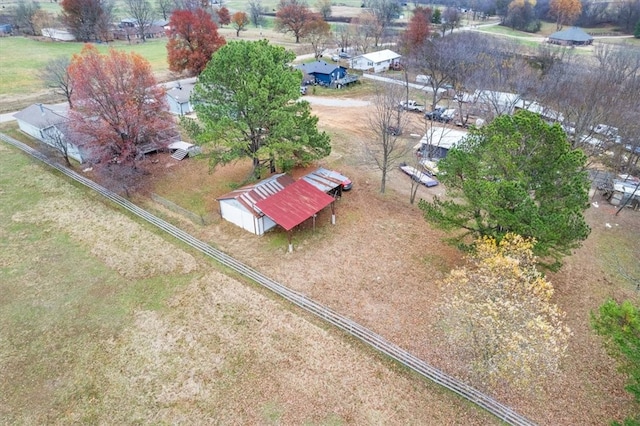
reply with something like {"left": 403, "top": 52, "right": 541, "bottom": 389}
{"left": 353, "top": 11, "right": 383, "bottom": 52}
{"left": 157, "top": 0, "right": 174, "bottom": 20}
{"left": 247, "top": 0, "right": 267, "bottom": 27}
{"left": 334, "top": 23, "right": 353, "bottom": 54}
{"left": 316, "top": 0, "right": 331, "bottom": 20}
{"left": 124, "top": 0, "right": 156, "bottom": 42}
{"left": 366, "top": 82, "right": 411, "bottom": 194}
{"left": 38, "top": 56, "right": 74, "bottom": 109}
{"left": 302, "top": 15, "right": 331, "bottom": 59}
{"left": 14, "top": 0, "right": 40, "bottom": 35}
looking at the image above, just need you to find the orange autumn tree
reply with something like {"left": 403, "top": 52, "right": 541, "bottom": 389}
{"left": 402, "top": 6, "right": 432, "bottom": 51}
{"left": 68, "top": 45, "right": 175, "bottom": 168}
{"left": 231, "top": 11, "right": 249, "bottom": 37}
{"left": 438, "top": 234, "right": 571, "bottom": 389}
{"left": 549, "top": 0, "right": 582, "bottom": 30}
{"left": 167, "top": 8, "right": 226, "bottom": 75}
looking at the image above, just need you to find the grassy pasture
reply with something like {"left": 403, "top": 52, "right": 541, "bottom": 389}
{"left": 0, "top": 37, "right": 170, "bottom": 97}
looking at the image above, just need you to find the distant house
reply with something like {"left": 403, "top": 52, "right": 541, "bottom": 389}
{"left": 41, "top": 28, "right": 76, "bottom": 41}
{"left": 548, "top": 27, "right": 593, "bottom": 46}
{"left": 165, "top": 78, "right": 196, "bottom": 115}
{"left": 216, "top": 174, "right": 296, "bottom": 235}
{"left": 350, "top": 49, "right": 401, "bottom": 73}
{"left": 296, "top": 60, "right": 358, "bottom": 88}
{"left": 113, "top": 18, "right": 167, "bottom": 40}
{"left": 414, "top": 126, "right": 468, "bottom": 159}
{"left": 13, "top": 104, "right": 86, "bottom": 163}
{"left": 514, "top": 100, "right": 564, "bottom": 123}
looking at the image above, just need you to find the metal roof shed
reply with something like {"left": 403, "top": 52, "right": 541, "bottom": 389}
{"left": 216, "top": 174, "right": 295, "bottom": 235}
{"left": 301, "top": 167, "right": 349, "bottom": 195}
{"left": 255, "top": 179, "right": 336, "bottom": 252}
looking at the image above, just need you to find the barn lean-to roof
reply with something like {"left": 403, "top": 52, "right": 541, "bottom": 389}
{"left": 217, "top": 173, "right": 296, "bottom": 218}
{"left": 254, "top": 179, "right": 334, "bottom": 231}
{"left": 301, "top": 168, "right": 348, "bottom": 193}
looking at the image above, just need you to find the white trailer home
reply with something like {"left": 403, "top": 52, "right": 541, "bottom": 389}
{"left": 350, "top": 49, "right": 401, "bottom": 73}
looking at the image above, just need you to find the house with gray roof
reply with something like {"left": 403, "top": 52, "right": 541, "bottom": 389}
{"left": 13, "top": 103, "right": 87, "bottom": 163}
{"left": 548, "top": 27, "right": 593, "bottom": 46}
{"left": 296, "top": 60, "right": 358, "bottom": 88}
{"left": 165, "top": 78, "right": 196, "bottom": 115}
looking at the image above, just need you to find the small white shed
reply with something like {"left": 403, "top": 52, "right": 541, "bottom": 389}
{"left": 216, "top": 174, "right": 296, "bottom": 235}
{"left": 350, "top": 49, "right": 401, "bottom": 73}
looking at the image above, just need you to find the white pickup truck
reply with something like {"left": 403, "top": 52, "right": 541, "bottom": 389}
{"left": 399, "top": 100, "right": 425, "bottom": 113}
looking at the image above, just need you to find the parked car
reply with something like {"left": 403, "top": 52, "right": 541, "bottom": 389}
{"left": 331, "top": 55, "right": 340, "bottom": 62}
{"left": 341, "top": 176, "right": 353, "bottom": 191}
{"left": 386, "top": 125, "right": 402, "bottom": 136}
{"left": 399, "top": 163, "right": 439, "bottom": 187}
{"left": 424, "top": 107, "right": 456, "bottom": 123}
{"left": 416, "top": 74, "right": 431, "bottom": 84}
{"left": 300, "top": 86, "right": 307, "bottom": 95}
{"left": 338, "top": 51, "right": 351, "bottom": 58}
{"left": 399, "top": 100, "right": 425, "bottom": 113}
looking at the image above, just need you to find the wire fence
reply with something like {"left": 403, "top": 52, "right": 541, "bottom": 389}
{"left": 0, "top": 132, "right": 536, "bottom": 426}
{"left": 150, "top": 192, "right": 212, "bottom": 226}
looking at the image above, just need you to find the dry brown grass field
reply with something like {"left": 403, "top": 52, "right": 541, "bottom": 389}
{"left": 0, "top": 138, "right": 500, "bottom": 424}
{"left": 133, "top": 89, "right": 639, "bottom": 424}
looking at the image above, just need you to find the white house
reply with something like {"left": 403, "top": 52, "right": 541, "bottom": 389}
{"left": 350, "top": 49, "right": 401, "bottom": 73}
{"left": 216, "top": 174, "right": 296, "bottom": 235}
{"left": 13, "top": 103, "right": 86, "bottom": 163}
{"left": 165, "top": 78, "right": 196, "bottom": 115}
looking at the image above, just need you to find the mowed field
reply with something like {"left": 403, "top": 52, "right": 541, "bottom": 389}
{"left": 0, "top": 140, "right": 501, "bottom": 423}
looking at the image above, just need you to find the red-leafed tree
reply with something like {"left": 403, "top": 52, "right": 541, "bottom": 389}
{"left": 402, "top": 6, "right": 432, "bottom": 51}
{"left": 167, "top": 9, "right": 226, "bottom": 75}
{"left": 231, "top": 11, "right": 249, "bottom": 37}
{"left": 216, "top": 6, "right": 231, "bottom": 26}
{"left": 275, "top": 0, "right": 312, "bottom": 43}
{"left": 68, "top": 45, "right": 175, "bottom": 169}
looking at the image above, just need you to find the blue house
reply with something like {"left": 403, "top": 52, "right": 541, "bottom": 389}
{"left": 296, "top": 60, "right": 358, "bottom": 88}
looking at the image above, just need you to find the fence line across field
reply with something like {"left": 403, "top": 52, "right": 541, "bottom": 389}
{"left": 0, "top": 132, "right": 536, "bottom": 426}
{"left": 150, "top": 192, "right": 211, "bottom": 226}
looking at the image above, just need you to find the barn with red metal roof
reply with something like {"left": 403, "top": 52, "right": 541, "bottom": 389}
{"left": 216, "top": 173, "right": 295, "bottom": 235}
{"left": 255, "top": 179, "right": 336, "bottom": 251}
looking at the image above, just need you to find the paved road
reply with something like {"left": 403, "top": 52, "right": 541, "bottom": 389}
{"left": 0, "top": 111, "right": 18, "bottom": 123}
{"left": 361, "top": 73, "right": 446, "bottom": 94}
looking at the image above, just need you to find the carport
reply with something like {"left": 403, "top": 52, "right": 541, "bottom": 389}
{"left": 255, "top": 179, "right": 336, "bottom": 252}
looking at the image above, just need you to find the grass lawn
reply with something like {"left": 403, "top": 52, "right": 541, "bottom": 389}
{"left": 0, "top": 37, "right": 170, "bottom": 97}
